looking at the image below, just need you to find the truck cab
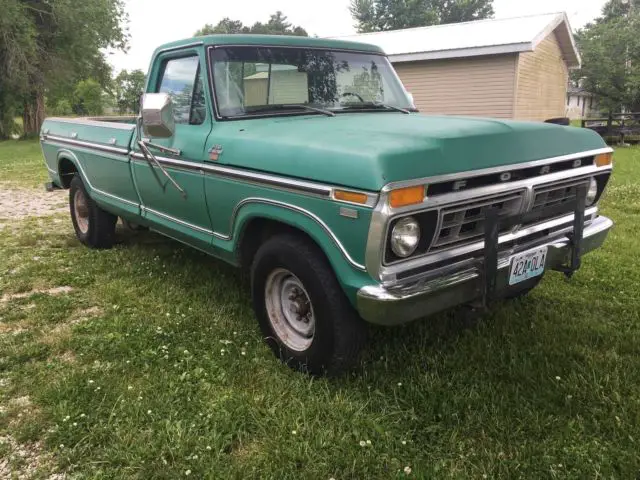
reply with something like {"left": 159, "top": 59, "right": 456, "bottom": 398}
{"left": 40, "top": 34, "right": 614, "bottom": 375}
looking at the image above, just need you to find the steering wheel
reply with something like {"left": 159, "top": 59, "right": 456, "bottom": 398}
{"left": 340, "top": 91, "right": 365, "bottom": 103}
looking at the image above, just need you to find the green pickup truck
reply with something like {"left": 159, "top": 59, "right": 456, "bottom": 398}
{"left": 40, "top": 34, "right": 614, "bottom": 375}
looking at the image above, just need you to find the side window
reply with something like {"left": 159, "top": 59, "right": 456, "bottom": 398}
{"left": 157, "top": 56, "right": 206, "bottom": 125}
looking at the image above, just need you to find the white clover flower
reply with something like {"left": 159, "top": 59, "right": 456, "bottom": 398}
{"left": 80, "top": 413, "right": 86, "bottom": 418}
{"left": 241, "top": 351, "right": 246, "bottom": 356}
{"left": 73, "top": 422, "right": 77, "bottom": 426}
{"left": 128, "top": 386, "right": 133, "bottom": 390}
{"left": 291, "top": 430, "right": 297, "bottom": 435}
{"left": 183, "top": 350, "right": 189, "bottom": 355}
{"left": 147, "top": 410, "right": 152, "bottom": 414}
{"left": 366, "top": 440, "right": 371, "bottom": 446}
{"left": 185, "top": 470, "right": 191, "bottom": 476}
{"left": 359, "top": 440, "right": 366, "bottom": 447}
{"left": 404, "top": 466, "right": 412, "bottom": 475}
{"left": 88, "top": 380, "right": 94, "bottom": 384}
{"left": 397, "top": 382, "right": 402, "bottom": 387}
{"left": 555, "top": 376, "right": 561, "bottom": 381}
{"left": 401, "top": 440, "right": 407, "bottom": 445}
{"left": 206, "top": 446, "right": 212, "bottom": 451}
{"left": 59, "top": 444, "right": 64, "bottom": 449}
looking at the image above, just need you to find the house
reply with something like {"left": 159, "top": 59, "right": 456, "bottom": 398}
{"left": 566, "top": 84, "right": 600, "bottom": 120}
{"left": 333, "top": 12, "right": 580, "bottom": 121}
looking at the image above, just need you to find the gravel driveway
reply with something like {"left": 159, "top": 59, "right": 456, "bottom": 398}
{"left": 0, "top": 188, "right": 68, "bottom": 221}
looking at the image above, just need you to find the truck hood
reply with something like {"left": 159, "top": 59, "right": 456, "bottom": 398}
{"left": 215, "top": 113, "right": 607, "bottom": 191}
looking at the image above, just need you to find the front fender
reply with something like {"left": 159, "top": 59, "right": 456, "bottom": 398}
{"left": 229, "top": 198, "right": 376, "bottom": 304}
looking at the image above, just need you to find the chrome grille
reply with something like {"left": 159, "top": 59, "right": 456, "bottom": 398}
{"left": 531, "top": 178, "right": 589, "bottom": 215}
{"left": 431, "top": 191, "right": 525, "bottom": 250}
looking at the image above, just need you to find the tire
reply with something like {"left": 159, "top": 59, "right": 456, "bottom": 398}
{"left": 69, "top": 174, "right": 117, "bottom": 249}
{"left": 250, "top": 233, "right": 367, "bottom": 376}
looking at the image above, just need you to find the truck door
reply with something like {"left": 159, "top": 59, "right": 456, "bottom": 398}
{"left": 131, "top": 50, "right": 213, "bottom": 250}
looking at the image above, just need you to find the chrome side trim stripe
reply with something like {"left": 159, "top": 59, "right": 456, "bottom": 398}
{"left": 226, "top": 198, "right": 366, "bottom": 271}
{"left": 140, "top": 197, "right": 365, "bottom": 271}
{"left": 142, "top": 206, "right": 215, "bottom": 235}
{"left": 42, "top": 134, "right": 130, "bottom": 156}
{"left": 44, "top": 117, "right": 137, "bottom": 131}
{"left": 381, "top": 147, "right": 614, "bottom": 192}
{"left": 130, "top": 153, "right": 378, "bottom": 207}
{"left": 42, "top": 136, "right": 377, "bottom": 206}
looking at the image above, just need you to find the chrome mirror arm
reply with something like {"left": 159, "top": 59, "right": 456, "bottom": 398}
{"left": 141, "top": 139, "right": 181, "bottom": 156}
{"left": 137, "top": 140, "right": 187, "bottom": 199}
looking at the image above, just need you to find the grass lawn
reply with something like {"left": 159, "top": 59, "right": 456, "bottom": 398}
{"left": 1, "top": 140, "right": 639, "bottom": 478}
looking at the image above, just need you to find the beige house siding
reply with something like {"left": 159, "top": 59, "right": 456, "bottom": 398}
{"left": 244, "top": 70, "right": 309, "bottom": 106}
{"left": 514, "top": 32, "right": 569, "bottom": 121}
{"left": 393, "top": 54, "right": 518, "bottom": 119}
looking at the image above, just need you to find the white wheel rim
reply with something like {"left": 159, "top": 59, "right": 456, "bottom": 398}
{"left": 73, "top": 189, "right": 89, "bottom": 234}
{"left": 264, "top": 268, "right": 315, "bottom": 352}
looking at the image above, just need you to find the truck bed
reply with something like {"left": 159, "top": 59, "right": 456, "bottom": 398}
{"left": 40, "top": 116, "right": 138, "bottom": 193}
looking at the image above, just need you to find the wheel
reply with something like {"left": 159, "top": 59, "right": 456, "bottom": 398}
{"left": 503, "top": 277, "right": 542, "bottom": 300}
{"left": 250, "top": 234, "right": 367, "bottom": 376}
{"left": 69, "top": 174, "right": 117, "bottom": 249}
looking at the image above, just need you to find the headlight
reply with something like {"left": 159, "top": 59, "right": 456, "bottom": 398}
{"left": 391, "top": 216, "right": 420, "bottom": 258}
{"left": 586, "top": 177, "right": 598, "bottom": 206}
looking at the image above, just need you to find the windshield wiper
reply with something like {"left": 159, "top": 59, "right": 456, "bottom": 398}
{"left": 340, "top": 102, "right": 411, "bottom": 114}
{"left": 247, "top": 104, "right": 335, "bottom": 117}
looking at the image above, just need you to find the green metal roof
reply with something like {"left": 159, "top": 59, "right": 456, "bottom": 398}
{"left": 154, "top": 34, "right": 386, "bottom": 56}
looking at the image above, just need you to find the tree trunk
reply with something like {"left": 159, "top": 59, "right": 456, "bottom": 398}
{"left": 22, "top": 89, "right": 45, "bottom": 137}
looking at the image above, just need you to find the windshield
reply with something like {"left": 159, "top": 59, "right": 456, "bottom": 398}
{"left": 210, "top": 46, "right": 414, "bottom": 118}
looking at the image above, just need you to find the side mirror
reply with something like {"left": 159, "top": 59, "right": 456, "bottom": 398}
{"left": 406, "top": 91, "right": 415, "bottom": 108}
{"left": 141, "top": 93, "right": 175, "bottom": 138}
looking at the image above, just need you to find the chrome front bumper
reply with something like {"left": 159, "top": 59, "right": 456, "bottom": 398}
{"left": 356, "top": 215, "right": 613, "bottom": 326}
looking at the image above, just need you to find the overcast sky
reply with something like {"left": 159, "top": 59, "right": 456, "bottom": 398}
{"left": 108, "top": 0, "right": 608, "bottom": 73}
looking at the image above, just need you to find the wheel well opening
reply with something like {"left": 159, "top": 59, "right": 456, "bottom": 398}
{"left": 58, "top": 157, "right": 78, "bottom": 188}
{"left": 238, "top": 218, "right": 319, "bottom": 271}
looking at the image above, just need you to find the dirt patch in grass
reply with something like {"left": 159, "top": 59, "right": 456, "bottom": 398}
{"left": 0, "top": 286, "right": 74, "bottom": 305}
{"left": 70, "top": 306, "right": 103, "bottom": 323}
{"left": 0, "top": 434, "right": 63, "bottom": 480}
{"left": 0, "top": 188, "right": 67, "bottom": 221}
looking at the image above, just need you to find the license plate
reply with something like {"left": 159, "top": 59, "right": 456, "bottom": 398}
{"left": 508, "top": 247, "right": 548, "bottom": 286}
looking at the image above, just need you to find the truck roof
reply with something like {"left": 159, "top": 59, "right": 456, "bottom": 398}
{"left": 154, "top": 34, "right": 386, "bottom": 56}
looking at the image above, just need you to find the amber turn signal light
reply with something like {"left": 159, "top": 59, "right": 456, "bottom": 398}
{"left": 334, "top": 190, "right": 369, "bottom": 205}
{"left": 595, "top": 152, "right": 613, "bottom": 167}
{"left": 389, "top": 186, "right": 425, "bottom": 208}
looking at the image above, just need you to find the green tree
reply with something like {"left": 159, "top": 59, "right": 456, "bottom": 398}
{"left": 73, "top": 79, "right": 105, "bottom": 116}
{"left": 0, "top": 0, "right": 128, "bottom": 137}
{"left": 0, "top": 0, "right": 36, "bottom": 138}
{"left": 195, "top": 18, "right": 248, "bottom": 36}
{"left": 195, "top": 11, "right": 308, "bottom": 37}
{"left": 114, "top": 69, "right": 146, "bottom": 114}
{"left": 575, "top": 0, "right": 640, "bottom": 112}
{"left": 50, "top": 99, "right": 73, "bottom": 117}
{"left": 349, "top": 0, "right": 494, "bottom": 32}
